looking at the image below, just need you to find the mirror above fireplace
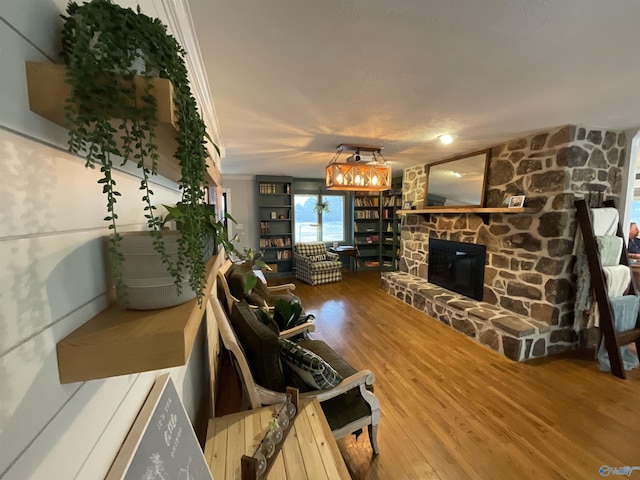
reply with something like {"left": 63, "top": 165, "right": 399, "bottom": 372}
{"left": 425, "top": 149, "right": 490, "bottom": 207}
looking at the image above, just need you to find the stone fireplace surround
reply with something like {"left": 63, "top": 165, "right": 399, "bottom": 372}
{"left": 382, "top": 125, "right": 626, "bottom": 360}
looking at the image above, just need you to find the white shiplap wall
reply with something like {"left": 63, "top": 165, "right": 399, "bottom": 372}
{"left": 0, "top": 1, "right": 211, "bottom": 479}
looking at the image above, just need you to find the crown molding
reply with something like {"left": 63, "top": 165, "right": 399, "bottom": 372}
{"left": 152, "top": 0, "right": 226, "bottom": 169}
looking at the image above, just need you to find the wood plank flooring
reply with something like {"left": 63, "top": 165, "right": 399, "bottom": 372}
{"left": 279, "top": 271, "right": 640, "bottom": 480}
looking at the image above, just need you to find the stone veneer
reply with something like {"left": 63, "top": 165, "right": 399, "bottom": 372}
{"left": 393, "top": 125, "right": 626, "bottom": 358}
{"left": 381, "top": 271, "right": 552, "bottom": 360}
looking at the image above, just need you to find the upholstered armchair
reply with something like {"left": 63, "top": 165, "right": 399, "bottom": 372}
{"left": 212, "top": 297, "right": 380, "bottom": 453}
{"left": 217, "top": 259, "right": 299, "bottom": 314}
{"left": 294, "top": 242, "right": 342, "bottom": 285}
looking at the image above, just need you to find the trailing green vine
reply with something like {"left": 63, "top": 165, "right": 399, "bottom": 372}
{"left": 61, "top": 0, "right": 215, "bottom": 303}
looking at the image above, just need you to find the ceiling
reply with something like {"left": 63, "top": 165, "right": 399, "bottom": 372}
{"left": 188, "top": 0, "right": 640, "bottom": 179}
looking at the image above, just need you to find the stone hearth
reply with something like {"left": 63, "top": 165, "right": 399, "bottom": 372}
{"left": 381, "top": 271, "right": 558, "bottom": 361}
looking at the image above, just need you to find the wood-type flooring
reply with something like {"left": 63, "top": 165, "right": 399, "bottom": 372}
{"left": 217, "top": 270, "right": 640, "bottom": 480}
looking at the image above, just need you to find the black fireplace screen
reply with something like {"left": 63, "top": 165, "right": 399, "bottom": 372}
{"left": 428, "top": 239, "right": 486, "bottom": 300}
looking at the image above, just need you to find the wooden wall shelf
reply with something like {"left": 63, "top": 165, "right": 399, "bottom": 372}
{"left": 56, "top": 254, "right": 223, "bottom": 384}
{"left": 397, "top": 207, "right": 536, "bottom": 224}
{"left": 25, "top": 61, "right": 219, "bottom": 186}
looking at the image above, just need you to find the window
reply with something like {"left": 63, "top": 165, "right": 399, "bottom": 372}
{"left": 294, "top": 194, "right": 345, "bottom": 243}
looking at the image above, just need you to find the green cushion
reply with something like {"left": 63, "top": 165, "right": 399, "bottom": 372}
{"left": 320, "top": 388, "right": 372, "bottom": 433}
{"left": 226, "top": 265, "right": 247, "bottom": 300}
{"left": 246, "top": 291, "right": 269, "bottom": 308}
{"left": 227, "top": 266, "right": 274, "bottom": 307}
{"left": 228, "top": 264, "right": 302, "bottom": 308}
{"left": 297, "top": 340, "right": 357, "bottom": 379}
{"left": 229, "top": 300, "right": 286, "bottom": 392}
{"left": 252, "top": 277, "right": 272, "bottom": 302}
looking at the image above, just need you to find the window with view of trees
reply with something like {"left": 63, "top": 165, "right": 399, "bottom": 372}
{"left": 294, "top": 194, "right": 345, "bottom": 243}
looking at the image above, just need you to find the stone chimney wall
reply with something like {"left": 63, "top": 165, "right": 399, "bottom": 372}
{"left": 400, "top": 125, "right": 626, "bottom": 334}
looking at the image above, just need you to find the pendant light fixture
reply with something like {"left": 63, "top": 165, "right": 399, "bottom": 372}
{"left": 325, "top": 144, "right": 391, "bottom": 191}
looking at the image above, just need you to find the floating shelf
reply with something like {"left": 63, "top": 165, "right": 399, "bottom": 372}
{"left": 56, "top": 254, "right": 223, "bottom": 384}
{"left": 25, "top": 61, "right": 220, "bottom": 186}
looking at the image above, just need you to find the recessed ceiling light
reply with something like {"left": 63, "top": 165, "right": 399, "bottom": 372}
{"left": 439, "top": 134, "right": 453, "bottom": 145}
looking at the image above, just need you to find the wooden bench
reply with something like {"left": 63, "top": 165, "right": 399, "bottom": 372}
{"left": 204, "top": 399, "right": 351, "bottom": 479}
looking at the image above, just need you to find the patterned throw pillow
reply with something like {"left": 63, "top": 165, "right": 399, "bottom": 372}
{"left": 279, "top": 338, "right": 343, "bottom": 389}
{"left": 309, "top": 254, "right": 326, "bottom": 262}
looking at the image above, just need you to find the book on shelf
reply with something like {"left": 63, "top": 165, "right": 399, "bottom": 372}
{"left": 354, "top": 196, "right": 380, "bottom": 207}
{"left": 261, "top": 237, "right": 288, "bottom": 248}
{"left": 360, "top": 260, "right": 380, "bottom": 268}
{"left": 259, "top": 183, "right": 290, "bottom": 194}
{"left": 354, "top": 210, "right": 380, "bottom": 219}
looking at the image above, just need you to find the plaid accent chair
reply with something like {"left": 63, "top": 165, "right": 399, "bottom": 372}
{"left": 294, "top": 242, "right": 342, "bottom": 285}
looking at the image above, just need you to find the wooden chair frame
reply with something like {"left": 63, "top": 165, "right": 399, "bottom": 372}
{"left": 218, "top": 259, "right": 298, "bottom": 313}
{"left": 210, "top": 283, "right": 380, "bottom": 453}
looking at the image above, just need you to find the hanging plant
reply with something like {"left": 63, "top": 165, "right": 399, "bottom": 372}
{"left": 60, "top": 0, "right": 216, "bottom": 304}
{"left": 313, "top": 189, "right": 330, "bottom": 214}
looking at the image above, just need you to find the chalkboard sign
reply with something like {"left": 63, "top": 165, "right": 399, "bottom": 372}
{"left": 106, "top": 374, "right": 213, "bottom": 480}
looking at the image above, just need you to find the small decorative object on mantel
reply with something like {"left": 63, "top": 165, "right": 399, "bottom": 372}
{"left": 403, "top": 201, "right": 413, "bottom": 210}
{"left": 241, "top": 388, "right": 299, "bottom": 479}
{"left": 508, "top": 195, "right": 526, "bottom": 208}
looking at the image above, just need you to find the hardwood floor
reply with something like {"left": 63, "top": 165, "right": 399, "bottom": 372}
{"left": 280, "top": 271, "right": 640, "bottom": 480}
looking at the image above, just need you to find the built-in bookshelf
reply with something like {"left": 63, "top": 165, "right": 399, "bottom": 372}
{"left": 381, "top": 177, "right": 403, "bottom": 270}
{"left": 354, "top": 191, "right": 382, "bottom": 270}
{"left": 352, "top": 178, "right": 403, "bottom": 271}
{"left": 256, "top": 175, "right": 293, "bottom": 275}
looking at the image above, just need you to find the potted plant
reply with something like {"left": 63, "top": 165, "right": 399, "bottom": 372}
{"left": 231, "top": 248, "right": 272, "bottom": 294}
{"left": 162, "top": 204, "right": 238, "bottom": 259}
{"left": 60, "top": 0, "right": 216, "bottom": 306}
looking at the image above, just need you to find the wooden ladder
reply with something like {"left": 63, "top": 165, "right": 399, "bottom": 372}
{"left": 574, "top": 198, "right": 640, "bottom": 379}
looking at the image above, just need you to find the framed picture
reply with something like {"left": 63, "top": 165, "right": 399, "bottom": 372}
{"left": 270, "top": 211, "right": 277, "bottom": 219}
{"left": 402, "top": 201, "right": 413, "bottom": 210}
{"left": 508, "top": 195, "right": 525, "bottom": 208}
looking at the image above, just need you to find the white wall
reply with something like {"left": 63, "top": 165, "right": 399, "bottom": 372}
{"left": 223, "top": 175, "right": 258, "bottom": 254}
{"left": 0, "top": 1, "right": 209, "bottom": 479}
{"left": 620, "top": 128, "right": 640, "bottom": 231}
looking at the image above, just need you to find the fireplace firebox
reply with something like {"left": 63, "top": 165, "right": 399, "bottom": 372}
{"left": 428, "top": 239, "right": 486, "bottom": 300}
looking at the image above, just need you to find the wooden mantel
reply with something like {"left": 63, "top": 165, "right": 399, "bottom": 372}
{"left": 398, "top": 206, "right": 536, "bottom": 224}
{"left": 56, "top": 254, "right": 224, "bottom": 384}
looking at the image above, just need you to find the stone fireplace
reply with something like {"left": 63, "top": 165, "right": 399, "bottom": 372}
{"left": 382, "top": 124, "right": 626, "bottom": 360}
